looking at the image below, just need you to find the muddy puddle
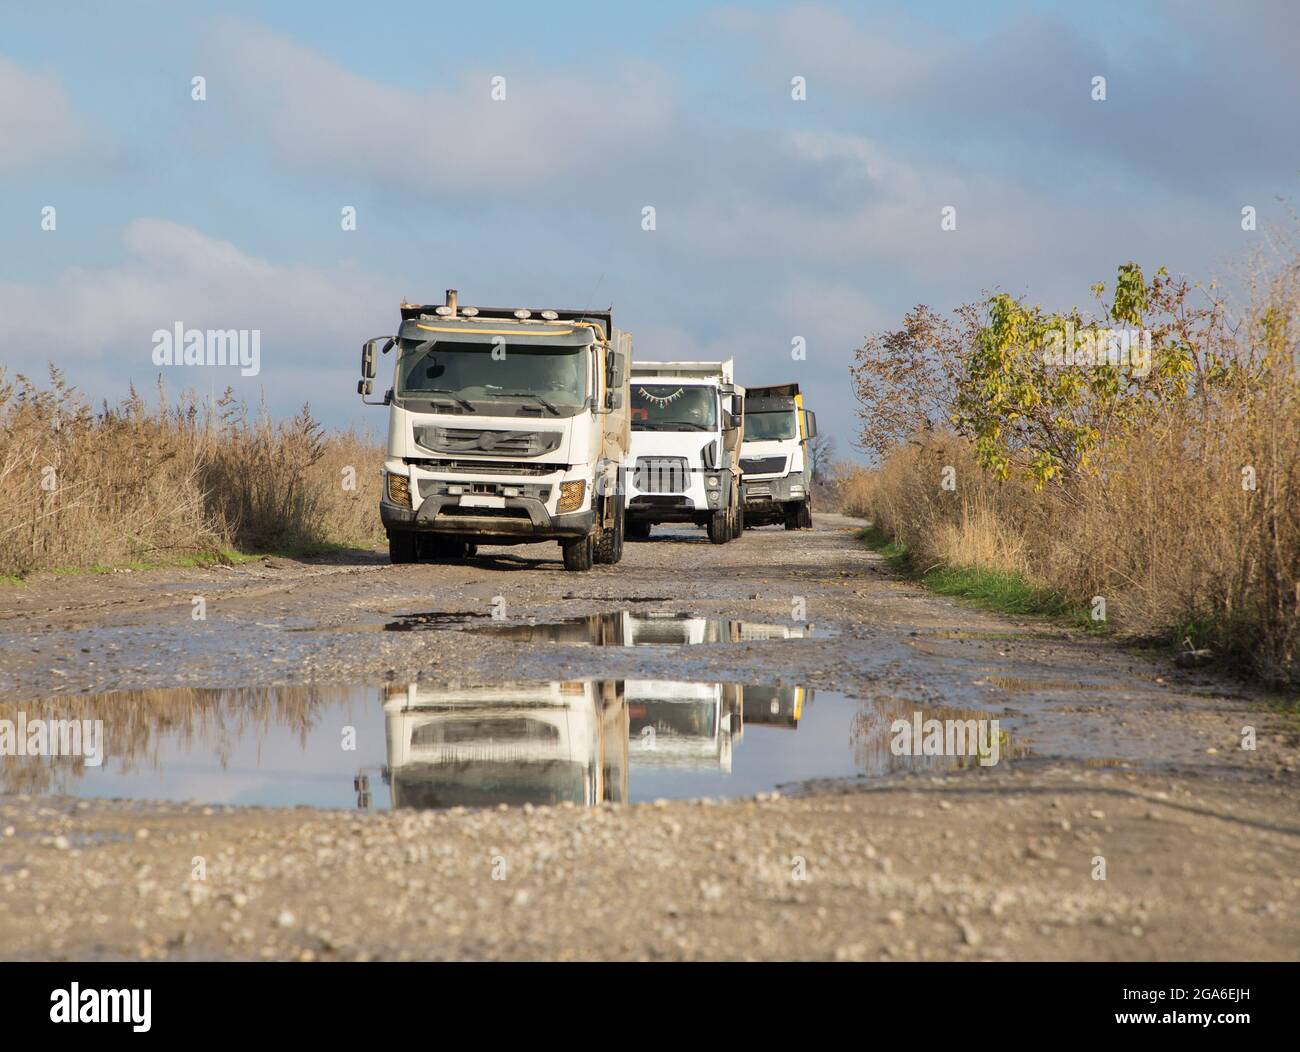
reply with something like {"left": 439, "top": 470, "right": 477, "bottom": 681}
{"left": 0, "top": 683, "right": 1019, "bottom": 810}
{"left": 459, "top": 611, "right": 828, "bottom": 645}
{"left": 291, "top": 610, "right": 825, "bottom": 641}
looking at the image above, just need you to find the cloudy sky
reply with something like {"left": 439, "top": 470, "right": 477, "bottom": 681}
{"left": 2, "top": 1, "right": 1296, "bottom": 457}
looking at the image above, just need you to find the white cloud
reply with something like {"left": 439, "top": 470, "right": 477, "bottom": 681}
{"left": 205, "top": 20, "right": 678, "bottom": 198}
{"left": 0, "top": 220, "right": 393, "bottom": 418}
{"left": 0, "top": 57, "right": 83, "bottom": 173}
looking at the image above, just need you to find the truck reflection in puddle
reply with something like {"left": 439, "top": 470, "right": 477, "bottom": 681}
{"left": 380, "top": 679, "right": 811, "bottom": 807}
{"left": 382, "top": 680, "right": 629, "bottom": 809}
{"left": 3, "top": 681, "right": 1018, "bottom": 811}
{"left": 461, "top": 611, "right": 823, "bottom": 645}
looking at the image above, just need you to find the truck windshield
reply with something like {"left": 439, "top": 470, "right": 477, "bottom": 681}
{"left": 745, "top": 410, "right": 797, "bottom": 441}
{"left": 398, "top": 340, "right": 589, "bottom": 407}
{"left": 631, "top": 385, "right": 717, "bottom": 431}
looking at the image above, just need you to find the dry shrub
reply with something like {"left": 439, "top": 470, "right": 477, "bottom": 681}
{"left": 833, "top": 464, "right": 875, "bottom": 518}
{"left": 0, "top": 370, "right": 385, "bottom": 577}
{"left": 855, "top": 254, "right": 1300, "bottom": 684}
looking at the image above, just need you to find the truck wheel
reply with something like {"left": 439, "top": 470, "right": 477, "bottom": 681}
{"left": 594, "top": 499, "right": 624, "bottom": 564}
{"left": 800, "top": 501, "right": 813, "bottom": 529}
{"left": 707, "top": 510, "right": 730, "bottom": 544}
{"left": 561, "top": 534, "right": 595, "bottom": 571}
{"left": 388, "top": 531, "right": 419, "bottom": 564}
{"left": 734, "top": 502, "right": 746, "bottom": 535}
{"left": 783, "top": 506, "right": 801, "bottom": 531}
{"left": 627, "top": 518, "right": 651, "bottom": 540}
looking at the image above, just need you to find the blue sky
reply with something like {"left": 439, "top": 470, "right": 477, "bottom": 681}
{"left": 2, "top": 1, "right": 1296, "bottom": 457}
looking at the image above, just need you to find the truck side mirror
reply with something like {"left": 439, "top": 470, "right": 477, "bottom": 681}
{"left": 803, "top": 410, "right": 817, "bottom": 439}
{"left": 358, "top": 336, "right": 394, "bottom": 405}
{"left": 606, "top": 349, "right": 626, "bottom": 390}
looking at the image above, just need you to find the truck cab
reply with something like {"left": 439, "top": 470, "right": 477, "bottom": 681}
{"left": 622, "top": 359, "right": 745, "bottom": 543}
{"left": 739, "top": 383, "right": 816, "bottom": 530}
{"left": 625, "top": 680, "right": 743, "bottom": 772}
{"left": 381, "top": 680, "right": 628, "bottom": 809}
{"left": 357, "top": 290, "right": 631, "bottom": 571}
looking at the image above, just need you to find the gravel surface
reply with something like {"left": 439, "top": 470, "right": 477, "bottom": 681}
{"left": 1, "top": 514, "right": 1296, "bottom": 960}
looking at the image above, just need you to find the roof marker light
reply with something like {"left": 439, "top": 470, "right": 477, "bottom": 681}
{"left": 460, "top": 307, "right": 479, "bottom": 317}
{"left": 434, "top": 305, "right": 453, "bottom": 316}
{"left": 540, "top": 310, "right": 558, "bottom": 320}
{"left": 514, "top": 309, "right": 532, "bottom": 319}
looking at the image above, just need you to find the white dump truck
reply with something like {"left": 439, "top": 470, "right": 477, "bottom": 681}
{"left": 358, "top": 290, "right": 632, "bottom": 571}
{"left": 381, "top": 681, "right": 628, "bottom": 809}
{"left": 739, "top": 382, "right": 817, "bottom": 529}
{"left": 625, "top": 680, "right": 744, "bottom": 772}
{"left": 623, "top": 359, "right": 745, "bottom": 543}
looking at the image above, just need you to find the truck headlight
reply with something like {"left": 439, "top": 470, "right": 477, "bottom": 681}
{"left": 706, "top": 476, "right": 720, "bottom": 488}
{"left": 386, "top": 473, "right": 411, "bottom": 508}
{"left": 557, "top": 480, "right": 586, "bottom": 513}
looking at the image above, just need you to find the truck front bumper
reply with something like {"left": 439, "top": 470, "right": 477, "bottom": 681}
{"left": 625, "top": 468, "right": 728, "bottom": 523}
{"left": 742, "top": 471, "right": 808, "bottom": 523}
{"left": 381, "top": 495, "right": 594, "bottom": 543}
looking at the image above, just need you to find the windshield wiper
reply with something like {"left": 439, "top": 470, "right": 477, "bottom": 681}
{"left": 500, "top": 392, "right": 560, "bottom": 416}
{"left": 422, "top": 389, "right": 475, "bottom": 412}
{"left": 642, "top": 421, "right": 710, "bottom": 431}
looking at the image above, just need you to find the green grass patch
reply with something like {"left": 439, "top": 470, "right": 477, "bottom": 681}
{"left": 921, "top": 564, "right": 1086, "bottom": 621}
{"left": 856, "top": 525, "right": 912, "bottom": 569}
{"left": 857, "top": 525, "right": 1100, "bottom": 629}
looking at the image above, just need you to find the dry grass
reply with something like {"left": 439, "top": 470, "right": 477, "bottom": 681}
{"left": 855, "top": 258, "right": 1300, "bottom": 686}
{"left": 0, "top": 369, "right": 384, "bottom": 578}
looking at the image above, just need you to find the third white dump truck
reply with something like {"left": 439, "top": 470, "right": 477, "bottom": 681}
{"left": 623, "top": 360, "right": 745, "bottom": 543}
{"left": 739, "top": 382, "right": 816, "bottom": 530}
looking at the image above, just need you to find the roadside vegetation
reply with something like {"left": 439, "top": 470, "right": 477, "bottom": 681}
{"left": 843, "top": 246, "right": 1300, "bottom": 687}
{"left": 0, "top": 370, "right": 384, "bottom": 579}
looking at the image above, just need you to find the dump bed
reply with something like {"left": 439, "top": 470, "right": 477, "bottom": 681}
{"left": 630, "top": 359, "right": 734, "bottom": 385}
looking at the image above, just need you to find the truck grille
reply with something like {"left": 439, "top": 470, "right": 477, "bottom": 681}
{"left": 634, "top": 457, "right": 689, "bottom": 493}
{"left": 741, "top": 455, "right": 787, "bottom": 476}
{"left": 414, "top": 425, "right": 562, "bottom": 457}
{"left": 412, "top": 459, "right": 557, "bottom": 477}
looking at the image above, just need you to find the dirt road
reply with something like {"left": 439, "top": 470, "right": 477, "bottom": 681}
{"left": 1, "top": 514, "right": 1297, "bottom": 960}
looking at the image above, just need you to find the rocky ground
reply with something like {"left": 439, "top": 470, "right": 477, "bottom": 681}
{"left": 0, "top": 513, "right": 1296, "bottom": 960}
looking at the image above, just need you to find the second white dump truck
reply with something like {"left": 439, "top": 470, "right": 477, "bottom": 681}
{"left": 357, "top": 290, "right": 631, "bottom": 571}
{"left": 739, "top": 382, "right": 817, "bottom": 530}
{"left": 623, "top": 359, "right": 745, "bottom": 543}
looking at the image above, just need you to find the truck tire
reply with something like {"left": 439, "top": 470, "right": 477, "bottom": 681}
{"left": 388, "top": 531, "right": 419, "bottom": 564}
{"left": 561, "top": 534, "right": 595, "bottom": 571}
{"left": 707, "top": 509, "right": 730, "bottom": 544}
{"left": 594, "top": 499, "right": 624, "bottom": 565}
{"left": 783, "top": 505, "right": 801, "bottom": 531}
{"left": 731, "top": 502, "right": 745, "bottom": 539}
{"left": 799, "top": 501, "right": 813, "bottom": 529}
{"left": 627, "top": 518, "right": 651, "bottom": 540}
